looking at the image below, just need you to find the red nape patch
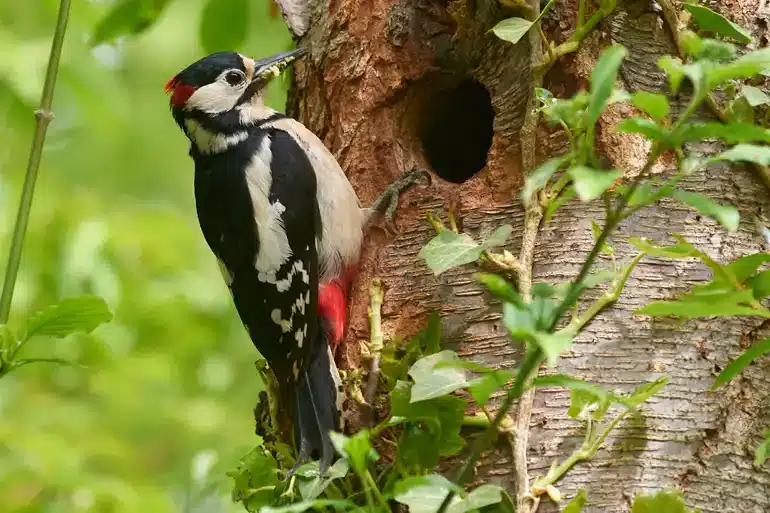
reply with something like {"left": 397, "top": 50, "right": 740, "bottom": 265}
{"left": 319, "top": 280, "right": 348, "bottom": 355}
{"left": 164, "top": 76, "right": 196, "bottom": 107}
{"left": 164, "top": 76, "right": 177, "bottom": 93}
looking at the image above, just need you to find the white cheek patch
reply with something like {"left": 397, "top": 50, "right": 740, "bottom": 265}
{"left": 185, "top": 80, "right": 242, "bottom": 114}
{"left": 184, "top": 119, "right": 247, "bottom": 154}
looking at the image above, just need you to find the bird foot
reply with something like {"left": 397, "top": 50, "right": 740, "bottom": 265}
{"left": 363, "top": 169, "right": 431, "bottom": 234}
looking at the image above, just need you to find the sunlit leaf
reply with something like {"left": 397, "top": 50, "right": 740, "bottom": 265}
{"left": 637, "top": 289, "right": 770, "bottom": 318}
{"left": 490, "top": 0, "right": 555, "bottom": 44}
{"left": 481, "top": 225, "right": 513, "bottom": 250}
{"left": 725, "top": 253, "right": 770, "bottom": 282}
{"left": 586, "top": 46, "right": 627, "bottom": 126}
{"left": 200, "top": 0, "right": 251, "bottom": 54}
{"left": 675, "top": 123, "right": 770, "bottom": 144}
{"left": 630, "top": 91, "right": 670, "bottom": 122}
{"left": 742, "top": 85, "right": 770, "bottom": 107}
{"left": 756, "top": 430, "right": 770, "bottom": 466}
{"left": 569, "top": 166, "right": 622, "bottom": 201}
{"left": 631, "top": 490, "right": 696, "bottom": 513}
{"left": 468, "top": 370, "right": 514, "bottom": 407}
{"left": 297, "top": 459, "right": 349, "bottom": 500}
{"left": 502, "top": 302, "right": 537, "bottom": 339}
{"left": 748, "top": 270, "right": 770, "bottom": 299}
{"left": 712, "top": 144, "right": 770, "bottom": 166}
{"left": 616, "top": 118, "right": 670, "bottom": 142}
{"left": 671, "top": 190, "right": 739, "bottom": 232}
{"left": 409, "top": 351, "right": 470, "bottom": 402}
{"left": 261, "top": 500, "right": 354, "bottom": 513}
{"left": 448, "top": 485, "right": 505, "bottom": 513}
{"left": 626, "top": 376, "right": 668, "bottom": 407}
{"left": 420, "top": 231, "right": 482, "bottom": 275}
{"left": 683, "top": 4, "right": 752, "bottom": 44}
{"left": 709, "top": 48, "right": 770, "bottom": 89}
{"left": 533, "top": 329, "right": 574, "bottom": 367}
{"left": 475, "top": 273, "right": 526, "bottom": 307}
{"left": 712, "top": 338, "right": 770, "bottom": 389}
{"left": 521, "top": 156, "right": 570, "bottom": 201}
{"left": 329, "top": 431, "right": 378, "bottom": 475}
{"left": 23, "top": 295, "right": 113, "bottom": 341}
{"left": 563, "top": 489, "right": 588, "bottom": 513}
{"left": 91, "top": 0, "right": 172, "bottom": 46}
{"left": 394, "top": 475, "right": 462, "bottom": 513}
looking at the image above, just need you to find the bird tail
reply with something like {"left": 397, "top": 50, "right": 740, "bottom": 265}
{"left": 288, "top": 330, "right": 344, "bottom": 475}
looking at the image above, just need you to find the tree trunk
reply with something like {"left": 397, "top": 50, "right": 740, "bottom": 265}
{"left": 286, "top": 0, "right": 770, "bottom": 511}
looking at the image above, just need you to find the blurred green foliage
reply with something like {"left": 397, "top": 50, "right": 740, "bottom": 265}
{"left": 0, "top": 0, "right": 292, "bottom": 511}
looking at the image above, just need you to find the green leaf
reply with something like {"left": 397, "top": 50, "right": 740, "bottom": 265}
{"left": 742, "top": 85, "right": 770, "bottom": 107}
{"left": 586, "top": 46, "right": 627, "bottom": 126}
{"left": 756, "top": 430, "right": 770, "bottom": 466}
{"left": 420, "top": 231, "right": 482, "bottom": 275}
{"left": 748, "top": 270, "right": 770, "bottom": 299}
{"left": 568, "top": 387, "right": 611, "bottom": 421}
{"left": 545, "top": 186, "right": 577, "bottom": 222}
{"left": 490, "top": 0, "right": 555, "bottom": 44}
{"left": 727, "top": 96, "right": 755, "bottom": 124}
{"left": 23, "top": 295, "right": 113, "bottom": 341}
{"left": 475, "top": 273, "right": 526, "bottom": 307}
{"left": 630, "top": 91, "right": 670, "bottom": 122}
{"left": 709, "top": 48, "right": 770, "bottom": 89}
{"left": 394, "top": 475, "right": 462, "bottom": 513}
{"left": 712, "top": 338, "right": 770, "bottom": 389}
{"left": 658, "top": 56, "right": 686, "bottom": 93}
{"left": 329, "top": 431, "right": 378, "bottom": 475}
{"left": 297, "top": 459, "right": 349, "bottom": 500}
{"left": 468, "top": 370, "right": 514, "bottom": 407}
{"left": 409, "top": 351, "right": 470, "bottom": 402}
{"left": 671, "top": 190, "right": 739, "bottom": 232}
{"left": 448, "top": 485, "right": 505, "bottom": 513}
{"left": 626, "top": 376, "right": 668, "bottom": 407}
{"left": 521, "top": 156, "right": 569, "bottom": 201}
{"left": 675, "top": 123, "right": 770, "bottom": 144}
{"left": 712, "top": 144, "right": 770, "bottom": 166}
{"left": 200, "top": 0, "right": 250, "bottom": 54}
{"left": 628, "top": 238, "right": 699, "bottom": 258}
{"left": 91, "top": 0, "right": 171, "bottom": 46}
{"left": 481, "top": 225, "right": 513, "bottom": 250}
{"left": 636, "top": 289, "right": 770, "bottom": 318}
{"left": 680, "top": 31, "right": 737, "bottom": 61}
{"left": 569, "top": 166, "right": 622, "bottom": 201}
{"left": 563, "top": 489, "right": 588, "bottom": 513}
{"left": 616, "top": 118, "right": 670, "bottom": 142}
{"left": 228, "top": 445, "right": 280, "bottom": 510}
{"left": 0, "top": 325, "right": 14, "bottom": 352}
{"left": 725, "top": 253, "right": 770, "bottom": 282}
{"left": 536, "top": 87, "right": 555, "bottom": 106}
{"left": 631, "top": 490, "right": 696, "bottom": 513}
{"left": 502, "top": 302, "right": 537, "bottom": 339}
{"left": 533, "top": 329, "right": 574, "bottom": 367}
{"left": 261, "top": 500, "right": 354, "bottom": 513}
{"left": 682, "top": 4, "right": 752, "bottom": 44}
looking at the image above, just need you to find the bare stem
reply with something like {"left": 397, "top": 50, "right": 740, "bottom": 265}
{"left": 364, "top": 278, "right": 384, "bottom": 405}
{"left": 0, "top": 0, "right": 72, "bottom": 323}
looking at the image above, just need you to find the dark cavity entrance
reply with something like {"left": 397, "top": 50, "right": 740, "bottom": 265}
{"left": 418, "top": 79, "right": 494, "bottom": 184}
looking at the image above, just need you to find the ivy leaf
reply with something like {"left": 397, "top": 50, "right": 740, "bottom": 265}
{"left": 712, "top": 338, "right": 770, "bottom": 390}
{"left": 569, "top": 166, "right": 622, "bottom": 201}
{"left": 712, "top": 144, "right": 770, "bottom": 166}
{"left": 409, "top": 351, "right": 469, "bottom": 402}
{"left": 630, "top": 91, "right": 670, "bottom": 122}
{"left": 91, "top": 0, "right": 171, "bottom": 46}
{"left": 420, "top": 231, "right": 482, "bottom": 275}
{"left": 468, "top": 370, "right": 514, "bottom": 407}
{"left": 329, "top": 431, "right": 378, "bottom": 475}
{"left": 756, "top": 430, "right": 770, "bottom": 466}
{"left": 586, "top": 46, "right": 627, "bottom": 126}
{"left": 490, "top": 0, "right": 555, "bottom": 44}
{"left": 261, "top": 500, "right": 354, "bottom": 513}
{"left": 682, "top": 4, "right": 752, "bottom": 44}
{"left": 671, "top": 190, "right": 740, "bottom": 232}
{"left": 449, "top": 485, "right": 505, "bottom": 513}
{"left": 563, "top": 489, "right": 588, "bottom": 513}
{"left": 200, "top": 0, "right": 250, "bottom": 53}
{"left": 636, "top": 289, "right": 770, "bottom": 318}
{"left": 533, "top": 329, "right": 574, "bottom": 367}
{"left": 394, "top": 475, "right": 463, "bottom": 513}
{"left": 23, "top": 296, "right": 113, "bottom": 341}
{"left": 742, "top": 85, "right": 770, "bottom": 107}
{"left": 481, "top": 225, "right": 513, "bottom": 250}
{"left": 297, "top": 459, "right": 349, "bottom": 500}
{"left": 631, "top": 490, "right": 696, "bottom": 513}
{"left": 626, "top": 376, "right": 668, "bottom": 407}
{"left": 616, "top": 118, "right": 670, "bottom": 142}
{"left": 675, "top": 123, "right": 770, "bottom": 144}
{"left": 227, "top": 445, "right": 280, "bottom": 511}
{"left": 521, "top": 156, "right": 569, "bottom": 201}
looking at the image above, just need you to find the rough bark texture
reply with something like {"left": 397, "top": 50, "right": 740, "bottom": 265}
{"left": 287, "top": 0, "right": 770, "bottom": 511}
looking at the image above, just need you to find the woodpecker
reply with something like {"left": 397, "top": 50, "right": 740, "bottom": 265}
{"left": 165, "top": 49, "right": 425, "bottom": 473}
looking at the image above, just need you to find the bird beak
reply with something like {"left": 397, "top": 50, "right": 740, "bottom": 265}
{"left": 252, "top": 48, "right": 307, "bottom": 82}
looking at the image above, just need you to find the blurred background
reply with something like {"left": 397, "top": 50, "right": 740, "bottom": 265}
{"left": 0, "top": 1, "right": 292, "bottom": 511}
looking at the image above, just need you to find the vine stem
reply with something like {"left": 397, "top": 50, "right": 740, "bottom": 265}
{"left": 0, "top": 0, "right": 72, "bottom": 324}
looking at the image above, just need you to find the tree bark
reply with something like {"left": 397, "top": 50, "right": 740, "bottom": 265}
{"left": 287, "top": 0, "right": 770, "bottom": 511}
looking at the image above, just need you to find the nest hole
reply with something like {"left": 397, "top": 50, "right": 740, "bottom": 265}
{"left": 418, "top": 78, "right": 494, "bottom": 184}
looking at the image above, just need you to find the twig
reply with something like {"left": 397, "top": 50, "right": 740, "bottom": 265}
{"left": 364, "top": 279, "right": 384, "bottom": 406}
{"left": 0, "top": 0, "right": 72, "bottom": 323}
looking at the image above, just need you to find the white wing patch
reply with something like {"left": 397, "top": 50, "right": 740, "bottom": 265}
{"left": 244, "top": 135, "right": 293, "bottom": 275}
{"left": 184, "top": 119, "right": 248, "bottom": 154}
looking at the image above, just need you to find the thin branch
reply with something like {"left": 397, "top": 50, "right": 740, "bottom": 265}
{"left": 364, "top": 278, "right": 384, "bottom": 406}
{"left": 0, "top": 0, "right": 72, "bottom": 323}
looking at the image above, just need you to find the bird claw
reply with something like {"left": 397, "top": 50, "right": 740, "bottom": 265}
{"left": 365, "top": 169, "right": 431, "bottom": 233}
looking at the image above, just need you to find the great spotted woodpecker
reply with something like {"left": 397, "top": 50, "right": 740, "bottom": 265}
{"left": 165, "top": 49, "right": 425, "bottom": 473}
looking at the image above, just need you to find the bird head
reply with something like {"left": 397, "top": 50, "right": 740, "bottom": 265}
{"left": 164, "top": 49, "right": 306, "bottom": 138}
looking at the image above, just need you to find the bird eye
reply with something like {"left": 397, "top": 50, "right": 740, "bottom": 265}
{"left": 225, "top": 70, "right": 244, "bottom": 86}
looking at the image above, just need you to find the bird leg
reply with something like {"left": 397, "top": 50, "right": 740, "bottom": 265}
{"left": 362, "top": 169, "right": 431, "bottom": 233}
